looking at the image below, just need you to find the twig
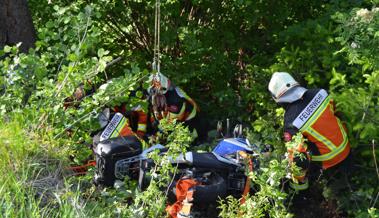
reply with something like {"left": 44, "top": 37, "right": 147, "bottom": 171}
{"left": 53, "top": 111, "right": 96, "bottom": 139}
{"left": 371, "top": 190, "right": 379, "bottom": 208}
{"left": 55, "top": 15, "right": 91, "bottom": 97}
{"left": 286, "top": 190, "right": 296, "bottom": 211}
{"left": 372, "top": 139, "right": 379, "bottom": 181}
{"left": 369, "top": 139, "right": 379, "bottom": 207}
{"left": 164, "top": 163, "right": 178, "bottom": 198}
{"left": 157, "top": 163, "right": 179, "bottom": 217}
{"left": 105, "top": 56, "right": 122, "bottom": 68}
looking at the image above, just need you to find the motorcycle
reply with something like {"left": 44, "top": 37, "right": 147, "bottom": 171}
{"left": 92, "top": 111, "right": 267, "bottom": 217}
{"left": 92, "top": 107, "right": 165, "bottom": 186}
{"left": 138, "top": 135, "right": 261, "bottom": 218}
{"left": 92, "top": 108, "right": 146, "bottom": 186}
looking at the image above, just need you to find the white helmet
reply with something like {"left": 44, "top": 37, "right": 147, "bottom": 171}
{"left": 268, "top": 72, "right": 307, "bottom": 103}
{"left": 148, "top": 72, "right": 171, "bottom": 94}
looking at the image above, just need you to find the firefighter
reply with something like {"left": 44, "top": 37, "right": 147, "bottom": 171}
{"left": 268, "top": 72, "right": 352, "bottom": 191}
{"left": 96, "top": 80, "right": 152, "bottom": 140}
{"left": 113, "top": 103, "right": 150, "bottom": 139}
{"left": 148, "top": 73, "right": 207, "bottom": 142}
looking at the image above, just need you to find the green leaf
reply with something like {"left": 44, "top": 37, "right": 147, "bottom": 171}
{"left": 97, "top": 48, "right": 105, "bottom": 58}
{"left": 135, "top": 91, "right": 143, "bottom": 98}
{"left": 3, "top": 45, "right": 11, "bottom": 53}
{"left": 98, "top": 60, "right": 107, "bottom": 72}
{"left": 68, "top": 53, "right": 78, "bottom": 62}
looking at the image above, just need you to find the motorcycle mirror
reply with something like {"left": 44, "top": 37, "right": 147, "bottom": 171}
{"left": 98, "top": 108, "right": 110, "bottom": 128}
{"left": 225, "top": 118, "right": 231, "bottom": 138}
{"left": 233, "top": 124, "right": 244, "bottom": 138}
{"left": 216, "top": 121, "right": 223, "bottom": 138}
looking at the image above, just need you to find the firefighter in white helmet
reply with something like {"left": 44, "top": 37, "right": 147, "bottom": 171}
{"left": 148, "top": 73, "right": 206, "bottom": 142}
{"left": 268, "top": 72, "right": 351, "bottom": 191}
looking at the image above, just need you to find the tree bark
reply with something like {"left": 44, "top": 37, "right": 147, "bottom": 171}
{"left": 0, "top": 0, "right": 36, "bottom": 53}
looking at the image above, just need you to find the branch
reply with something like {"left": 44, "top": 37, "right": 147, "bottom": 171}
{"left": 372, "top": 139, "right": 379, "bottom": 181}
{"left": 123, "top": 0, "right": 152, "bottom": 54}
{"left": 368, "top": 139, "right": 379, "bottom": 208}
{"left": 104, "top": 15, "right": 143, "bottom": 50}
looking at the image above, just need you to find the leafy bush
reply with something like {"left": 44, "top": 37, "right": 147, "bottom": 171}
{"left": 1, "top": 0, "right": 379, "bottom": 217}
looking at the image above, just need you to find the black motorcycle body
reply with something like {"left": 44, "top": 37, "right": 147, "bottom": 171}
{"left": 139, "top": 138, "right": 259, "bottom": 204}
{"left": 93, "top": 135, "right": 142, "bottom": 186}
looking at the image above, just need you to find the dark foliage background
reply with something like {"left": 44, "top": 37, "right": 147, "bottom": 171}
{"left": 0, "top": 0, "right": 378, "bottom": 217}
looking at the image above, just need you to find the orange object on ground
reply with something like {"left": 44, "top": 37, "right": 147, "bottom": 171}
{"left": 240, "top": 158, "right": 253, "bottom": 204}
{"left": 68, "top": 160, "right": 96, "bottom": 175}
{"left": 166, "top": 178, "right": 198, "bottom": 218}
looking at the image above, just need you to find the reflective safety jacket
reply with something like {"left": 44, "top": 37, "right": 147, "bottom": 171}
{"left": 114, "top": 104, "right": 149, "bottom": 138}
{"left": 283, "top": 89, "right": 351, "bottom": 189}
{"left": 162, "top": 87, "right": 199, "bottom": 122}
{"left": 99, "top": 112, "right": 135, "bottom": 141}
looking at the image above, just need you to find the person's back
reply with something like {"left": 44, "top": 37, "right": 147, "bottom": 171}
{"left": 268, "top": 72, "right": 351, "bottom": 191}
{"left": 283, "top": 88, "right": 350, "bottom": 170}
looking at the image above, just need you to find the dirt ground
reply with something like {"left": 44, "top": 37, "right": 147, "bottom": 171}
{"left": 291, "top": 185, "right": 347, "bottom": 218}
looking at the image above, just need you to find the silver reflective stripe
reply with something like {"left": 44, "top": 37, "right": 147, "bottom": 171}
{"left": 293, "top": 89, "right": 328, "bottom": 129}
{"left": 137, "top": 124, "right": 147, "bottom": 132}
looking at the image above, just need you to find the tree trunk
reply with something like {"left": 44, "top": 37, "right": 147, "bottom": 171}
{"left": 0, "top": 0, "right": 36, "bottom": 53}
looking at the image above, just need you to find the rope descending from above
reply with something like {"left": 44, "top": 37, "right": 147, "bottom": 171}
{"left": 153, "top": 0, "right": 161, "bottom": 74}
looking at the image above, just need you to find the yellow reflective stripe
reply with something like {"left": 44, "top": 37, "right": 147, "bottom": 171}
{"left": 110, "top": 116, "right": 127, "bottom": 138}
{"left": 305, "top": 127, "right": 336, "bottom": 151}
{"left": 300, "top": 96, "right": 330, "bottom": 132}
{"left": 168, "top": 103, "right": 186, "bottom": 120}
{"left": 185, "top": 106, "right": 197, "bottom": 121}
{"left": 289, "top": 180, "right": 309, "bottom": 191}
{"left": 311, "top": 119, "right": 348, "bottom": 161}
{"left": 330, "top": 100, "right": 335, "bottom": 114}
{"left": 137, "top": 124, "right": 147, "bottom": 132}
{"left": 299, "top": 97, "right": 349, "bottom": 162}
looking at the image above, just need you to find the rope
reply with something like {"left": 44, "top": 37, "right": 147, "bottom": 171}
{"left": 153, "top": 0, "right": 161, "bottom": 73}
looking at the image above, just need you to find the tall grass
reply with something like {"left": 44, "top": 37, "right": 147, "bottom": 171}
{"left": 0, "top": 118, "right": 196, "bottom": 218}
{"left": 0, "top": 120, "right": 112, "bottom": 218}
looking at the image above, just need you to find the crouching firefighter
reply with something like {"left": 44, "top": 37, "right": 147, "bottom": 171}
{"left": 148, "top": 73, "right": 206, "bottom": 143}
{"left": 113, "top": 103, "right": 152, "bottom": 140}
{"left": 268, "top": 72, "right": 352, "bottom": 191}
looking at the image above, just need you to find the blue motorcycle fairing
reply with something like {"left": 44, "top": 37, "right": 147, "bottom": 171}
{"left": 213, "top": 138, "right": 253, "bottom": 157}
